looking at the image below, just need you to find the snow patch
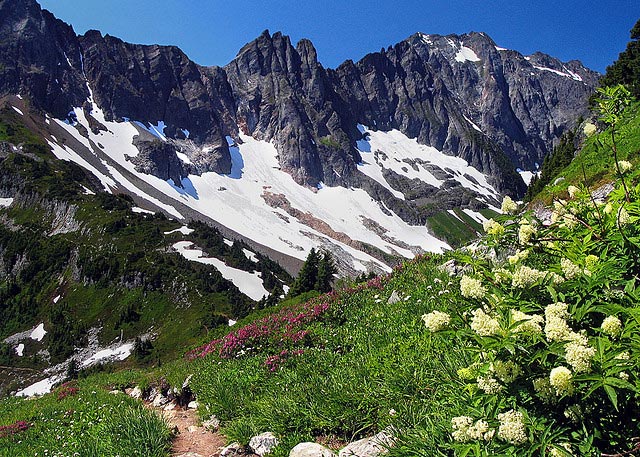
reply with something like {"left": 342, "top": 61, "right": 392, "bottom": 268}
{"left": 455, "top": 46, "right": 481, "bottom": 63}
{"left": 463, "top": 115, "right": 482, "bottom": 133}
{"left": 0, "top": 197, "right": 14, "bottom": 207}
{"left": 164, "top": 226, "right": 194, "bottom": 235}
{"left": 173, "top": 241, "right": 269, "bottom": 301}
{"left": 53, "top": 295, "right": 61, "bottom": 304}
{"left": 532, "top": 65, "right": 582, "bottom": 81}
{"left": 81, "top": 185, "right": 95, "bottom": 195}
{"left": 518, "top": 170, "right": 537, "bottom": 185}
{"left": 16, "top": 375, "right": 63, "bottom": 397}
{"left": 11, "top": 106, "right": 23, "bottom": 115}
{"left": 15, "top": 343, "right": 24, "bottom": 357}
{"left": 495, "top": 46, "right": 508, "bottom": 51}
{"left": 132, "top": 206, "right": 155, "bottom": 215}
{"left": 30, "top": 323, "right": 47, "bottom": 342}
{"left": 228, "top": 319, "right": 237, "bottom": 326}
{"left": 243, "top": 248, "right": 258, "bottom": 263}
{"left": 81, "top": 343, "right": 134, "bottom": 368}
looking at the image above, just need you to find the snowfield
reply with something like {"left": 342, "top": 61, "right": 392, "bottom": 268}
{"left": 173, "top": 241, "right": 269, "bottom": 301}
{"left": 44, "top": 91, "right": 504, "bottom": 290}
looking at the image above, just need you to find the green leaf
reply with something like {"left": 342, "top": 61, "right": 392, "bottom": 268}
{"left": 604, "top": 384, "right": 619, "bottom": 410}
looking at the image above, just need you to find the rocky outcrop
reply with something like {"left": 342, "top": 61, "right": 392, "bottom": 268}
{"left": 0, "top": 0, "right": 599, "bottom": 204}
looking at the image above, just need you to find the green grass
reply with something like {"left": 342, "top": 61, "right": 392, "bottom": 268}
{"left": 427, "top": 210, "right": 481, "bottom": 247}
{"left": 534, "top": 102, "right": 640, "bottom": 203}
{"left": 162, "top": 256, "right": 474, "bottom": 456}
{"left": 0, "top": 380, "right": 172, "bottom": 456}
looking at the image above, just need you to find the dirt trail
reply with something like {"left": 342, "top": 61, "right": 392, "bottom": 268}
{"left": 153, "top": 404, "right": 227, "bottom": 457}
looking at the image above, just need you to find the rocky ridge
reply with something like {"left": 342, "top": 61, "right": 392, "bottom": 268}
{"left": 0, "top": 0, "right": 598, "bottom": 205}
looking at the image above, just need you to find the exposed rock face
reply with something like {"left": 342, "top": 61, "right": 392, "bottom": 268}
{"left": 0, "top": 0, "right": 88, "bottom": 117}
{"left": 0, "top": 0, "right": 599, "bottom": 203}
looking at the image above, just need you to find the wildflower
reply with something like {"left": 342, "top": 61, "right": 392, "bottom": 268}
{"left": 616, "top": 351, "right": 630, "bottom": 360}
{"left": 533, "top": 377, "right": 555, "bottom": 403}
{"left": 497, "top": 409, "right": 527, "bottom": 445}
{"left": 545, "top": 302, "right": 569, "bottom": 320}
{"left": 518, "top": 222, "right": 536, "bottom": 245}
{"left": 585, "top": 254, "right": 599, "bottom": 270}
{"left": 617, "top": 207, "right": 630, "bottom": 225}
{"left": 565, "top": 340, "right": 596, "bottom": 373}
{"left": 470, "top": 308, "right": 501, "bottom": 336}
{"left": 501, "top": 196, "right": 518, "bottom": 214}
{"left": 422, "top": 310, "right": 451, "bottom": 332}
{"left": 619, "top": 372, "right": 630, "bottom": 381}
{"left": 561, "top": 258, "right": 581, "bottom": 279}
{"left": 511, "top": 309, "right": 543, "bottom": 335}
{"left": 483, "top": 218, "right": 505, "bottom": 236}
{"left": 604, "top": 202, "right": 614, "bottom": 214}
{"left": 601, "top": 315, "right": 622, "bottom": 337}
{"left": 511, "top": 265, "right": 546, "bottom": 288}
{"left": 389, "top": 409, "right": 397, "bottom": 416}
{"left": 493, "top": 268, "right": 510, "bottom": 284}
{"left": 451, "top": 416, "right": 474, "bottom": 442}
{"left": 549, "top": 443, "right": 574, "bottom": 457}
{"left": 545, "top": 316, "right": 572, "bottom": 342}
{"left": 452, "top": 416, "right": 494, "bottom": 442}
{"left": 507, "top": 249, "right": 529, "bottom": 265}
{"left": 460, "top": 276, "right": 486, "bottom": 300}
{"left": 583, "top": 122, "right": 597, "bottom": 136}
{"left": 492, "top": 360, "right": 521, "bottom": 383}
{"left": 477, "top": 375, "right": 503, "bottom": 394}
{"left": 549, "top": 366, "right": 573, "bottom": 396}
{"left": 618, "top": 160, "right": 632, "bottom": 173}
{"left": 567, "top": 185, "right": 580, "bottom": 198}
{"left": 561, "top": 214, "right": 577, "bottom": 229}
{"left": 457, "top": 366, "right": 476, "bottom": 380}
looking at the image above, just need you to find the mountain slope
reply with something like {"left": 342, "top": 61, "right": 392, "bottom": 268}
{"left": 0, "top": 0, "right": 600, "bottom": 270}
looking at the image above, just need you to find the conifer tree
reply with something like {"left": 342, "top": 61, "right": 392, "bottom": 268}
{"left": 288, "top": 248, "right": 320, "bottom": 296}
{"left": 601, "top": 18, "right": 640, "bottom": 98}
{"left": 315, "top": 251, "right": 337, "bottom": 293}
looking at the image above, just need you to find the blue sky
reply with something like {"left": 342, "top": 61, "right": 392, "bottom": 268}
{"left": 38, "top": 0, "right": 639, "bottom": 73}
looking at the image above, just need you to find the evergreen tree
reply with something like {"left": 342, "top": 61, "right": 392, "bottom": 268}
{"left": 66, "top": 359, "right": 79, "bottom": 380}
{"left": 600, "top": 18, "right": 640, "bottom": 98}
{"left": 524, "top": 131, "right": 576, "bottom": 201}
{"left": 288, "top": 248, "right": 320, "bottom": 296}
{"left": 315, "top": 251, "right": 337, "bottom": 293}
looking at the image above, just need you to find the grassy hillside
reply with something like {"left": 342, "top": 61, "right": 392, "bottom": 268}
{"left": 532, "top": 99, "right": 640, "bottom": 204}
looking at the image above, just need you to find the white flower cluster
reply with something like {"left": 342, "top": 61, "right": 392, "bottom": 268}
{"left": 601, "top": 315, "right": 622, "bottom": 337}
{"left": 544, "top": 302, "right": 572, "bottom": 342}
{"left": 477, "top": 375, "right": 503, "bottom": 394}
{"left": 511, "top": 265, "right": 546, "bottom": 288}
{"left": 549, "top": 366, "right": 574, "bottom": 396}
{"left": 470, "top": 308, "right": 501, "bottom": 336}
{"left": 501, "top": 196, "right": 518, "bottom": 214}
{"left": 497, "top": 409, "right": 527, "bottom": 445}
{"left": 451, "top": 416, "right": 495, "bottom": 442}
{"left": 560, "top": 258, "right": 582, "bottom": 280}
{"left": 518, "top": 222, "right": 536, "bottom": 245}
{"left": 507, "top": 249, "right": 529, "bottom": 265}
{"left": 618, "top": 207, "right": 630, "bottom": 225}
{"left": 567, "top": 185, "right": 580, "bottom": 198}
{"left": 422, "top": 310, "right": 451, "bottom": 332}
{"left": 618, "top": 160, "right": 632, "bottom": 174}
{"left": 511, "top": 309, "right": 543, "bottom": 335}
{"left": 460, "top": 276, "right": 486, "bottom": 299}
{"left": 583, "top": 122, "right": 597, "bottom": 136}
{"left": 565, "top": 339, "right": 596, "bottom": 373}
{"left": 483, "top": 218, "right": 505, "bottom": 236}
